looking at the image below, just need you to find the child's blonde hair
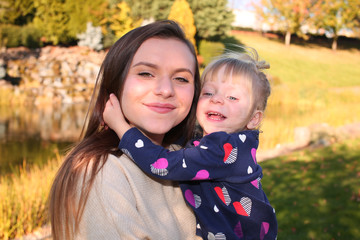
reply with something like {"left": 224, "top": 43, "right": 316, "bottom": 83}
{"left": 201, "top": 46, "right": 271, "bottom": 113}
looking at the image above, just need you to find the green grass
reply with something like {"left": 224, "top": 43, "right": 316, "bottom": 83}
{"left": 261, "top": 138, "right": 360, "bottom": 239}
{"left": 228, "top": 32, "right": 360, "bottom": 150}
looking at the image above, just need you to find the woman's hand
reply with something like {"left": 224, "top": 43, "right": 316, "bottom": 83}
{"left": 103, "top": 93, "right": 131, "bottom": 138}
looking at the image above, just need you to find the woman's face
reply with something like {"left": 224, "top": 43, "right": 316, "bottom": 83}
{"left": 121, "top": 37, "right": 196, "bottom": 144}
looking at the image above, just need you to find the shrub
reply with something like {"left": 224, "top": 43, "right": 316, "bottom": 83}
{"left": 20, "top": 25, "right": 43, "bottom": 48}
{"left": 0, "top": 24, "right": 43, "bottom": 48}
{"left": 0, "top": 25, "right": 21, "bottom": 48}
{"left": 198, "top": 40, "right": 224, "bottom": 66}
{"left": 77, "top": 22, "right": 103, "bottom": 51}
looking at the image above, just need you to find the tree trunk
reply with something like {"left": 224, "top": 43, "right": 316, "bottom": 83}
{"left": 332, "top": 35, "right": 338, "bottom": 51}
{"left": 285, "top": 31, "right": 291, "bottom": 46}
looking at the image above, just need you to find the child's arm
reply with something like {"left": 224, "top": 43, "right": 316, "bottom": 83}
{"left": 119, "top": 128, "right": 262, "bottom": 183}
{"left": 103, "top": 93, "right": 131, "bottom": 138}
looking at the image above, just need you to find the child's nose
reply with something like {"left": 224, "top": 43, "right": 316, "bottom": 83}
{"left": 210, "top": 93, "right": 224, "bottom": 104}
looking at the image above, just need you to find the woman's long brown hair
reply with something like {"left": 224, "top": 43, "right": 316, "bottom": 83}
{"left": 49, "top": 20, "right": 201, "bottom": 240}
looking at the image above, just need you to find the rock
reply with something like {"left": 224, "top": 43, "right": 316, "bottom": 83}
{"left": 0, "top": 46, "right": 106, "bottom": 104}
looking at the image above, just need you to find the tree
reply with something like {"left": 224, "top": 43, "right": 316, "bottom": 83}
{"left": 124, "top": 0, "right": 174, "bottom": 21}
{"left": 32, "top": 0, "right": 69, "bottom": 45}
{"left": 255, "top": 0, "right": 314, "bottom": 46}
{"left": 187, "top": 0, "right": 234, "bottom": 40}
{"left": 64, "top": 0, "right": 108, "bottom": 39}
{"left": 0, "top": 0, "right": 35, "bottom": 25}
{"left": 168, "top": 0, "right": 196, "bottom": 49}
{"left": 104, "top": 2, "right": 142, "bottom": 40}
{"left": 310, "top": 0, "right": 360, "bottom": 51}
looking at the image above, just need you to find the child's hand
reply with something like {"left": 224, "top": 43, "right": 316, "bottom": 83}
{"left": 103, "top": 93, "right": 131, "bottom": 138}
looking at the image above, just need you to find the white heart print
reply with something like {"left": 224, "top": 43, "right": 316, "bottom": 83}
{"left": 239, "top": 134, "right": 246, "bottom": 143}
{"left": 135, "top": 139, "right": 144, "bottom": 148}
{"left": 182, "top": 159, "right": 187, "bottom": 168}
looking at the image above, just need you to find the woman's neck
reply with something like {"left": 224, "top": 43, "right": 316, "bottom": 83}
{"left": 131, "top": 125, "right": 164, "bottom": 145}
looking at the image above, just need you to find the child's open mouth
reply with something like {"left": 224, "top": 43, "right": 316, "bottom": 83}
{"left": 207, "top": 111, "right": 226, "bottom": 121}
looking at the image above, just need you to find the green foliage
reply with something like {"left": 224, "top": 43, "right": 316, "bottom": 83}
{"left": 261, "top": 138, "right": 360, "bottom": 239}
{"left": 0, "top": 25, "right": 21, "bottom": 47}
{"left": 188, "top": 0, "right": 234, "bottom": 40}
{"left": 124, "top": 0, "right": 173, "bottom": 21}
{"left": 0, "top": 0, "right": 35, "bottom": 25}
{"left": 255, "top": 0, "right": 314, "bottom": 46}
{"left": 102, "top": 2, "right": 142, "bottom": 41}
{"left": 310, "top": 0, "right": 360, "bottom": 50}
{"left": 198, "top": 40, "right": 224, "bottom": 66}
{"left": 64, "top": 0, "right": 108, "bottom": 39}
{"left": 0, "top": 24, "right": 42, "bottom": 48}
{"left": 32, "top": 0, "right": 69, "bottom": 45}
{"left": 168, "top": 0, "right": 196, "bottom": 49}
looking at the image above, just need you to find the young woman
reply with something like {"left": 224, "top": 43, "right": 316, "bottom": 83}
{"left": 49, "top": 20, "right": 201, "bottom": 240}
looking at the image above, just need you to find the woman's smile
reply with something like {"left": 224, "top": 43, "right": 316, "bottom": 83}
{"left": 144, "top": 102, "right": 176, "bottom": 114}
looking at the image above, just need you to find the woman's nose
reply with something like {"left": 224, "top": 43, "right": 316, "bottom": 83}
{"left": 154, "top": 76, "right": 175, "bottom": 98}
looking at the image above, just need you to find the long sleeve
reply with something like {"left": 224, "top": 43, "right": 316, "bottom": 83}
{"left": 75, "top": 154, "right": 200, "bottom": 240}
{"left": 119, "top": 128, "right": 262, "bottom": 183}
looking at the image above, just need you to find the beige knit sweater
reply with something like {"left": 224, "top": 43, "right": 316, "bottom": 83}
{"left": 75, "top": 153, "right": 200, "bottom": 240}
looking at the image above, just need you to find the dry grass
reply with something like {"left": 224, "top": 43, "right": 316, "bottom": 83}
{"left": 0, "top": 151, "right": 61, "bottom": 239}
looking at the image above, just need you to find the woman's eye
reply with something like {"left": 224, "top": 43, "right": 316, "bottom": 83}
{"left": 175, "top": 77, "right": 189, "bottom": 83}
{"left": 228, "top": 96, "right": 238, "bottom": 101}
{"left": 138, "top": 72, "right": 153, "bottom": 77}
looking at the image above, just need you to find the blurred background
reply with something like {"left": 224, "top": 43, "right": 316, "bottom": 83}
{"left": 0, "top": 0, "right": 359, "bottom": 239}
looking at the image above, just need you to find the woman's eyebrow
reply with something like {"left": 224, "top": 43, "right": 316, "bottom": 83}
{"left": 174, "top": 68, "right": 194, "bottom": 77}
{"left": 132, "top": 61, "right": 157, "bottom": 69}
{"left": 133, "top": 62, "right": 193, "bottom": 77}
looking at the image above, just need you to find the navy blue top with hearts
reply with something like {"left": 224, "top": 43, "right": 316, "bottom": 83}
{"left": 119, "top": 127, "right": 277, "bottom": 240}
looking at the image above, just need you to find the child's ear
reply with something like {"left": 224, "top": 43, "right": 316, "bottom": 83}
{"left": 246, "top": 111, "right": 263, "bottom": 130}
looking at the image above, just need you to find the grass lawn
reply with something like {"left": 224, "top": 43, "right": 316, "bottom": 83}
{"left": 228, "top": 32, "right": 360, "bottom": 150}
{"left": 261, "top": 138, "right": 360, "bottom": 239}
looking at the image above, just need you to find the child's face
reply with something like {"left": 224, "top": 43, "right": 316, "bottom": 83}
{"left": 196, "top": 66, "right": 253, "bottom": 136}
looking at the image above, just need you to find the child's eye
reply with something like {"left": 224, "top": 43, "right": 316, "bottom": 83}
{"left": 138, "top": 72, "right": 153, "bottom": 78}
{"left": 227, "top": 96, "right": 238, "bottom": 101}
{"left": 203, "top": 92, "right": 213, "bottom": 96}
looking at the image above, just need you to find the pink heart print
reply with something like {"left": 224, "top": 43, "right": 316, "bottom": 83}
{"left": 150, "top": 158, "right": 169, "bottom": 176}
{"left": 260, "top": 222, "right": 270, "bottom": 240}
{"left": 234, "top": 221, "right": 243, "bottom": 238}
{"left": 192, "top": 169, "right": 210, "bottom": 180}
{"left": 251, "top": 148, "right": 257, "bottom": 164}
{"left": 184, "top": 189, "right": 201, "bottom": 208}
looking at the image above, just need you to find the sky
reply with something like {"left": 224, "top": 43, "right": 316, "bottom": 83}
{"left": 228, "top": 0, "right": 258, "bottom": 10}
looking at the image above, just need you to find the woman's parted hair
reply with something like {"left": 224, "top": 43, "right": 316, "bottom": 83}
{"left": 49, "top": 20, "right": 200, "bottom": 240}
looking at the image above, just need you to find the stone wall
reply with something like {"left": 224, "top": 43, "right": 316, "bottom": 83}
{"left": 0, "top": 46, "right": 106, "bottom": 104}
